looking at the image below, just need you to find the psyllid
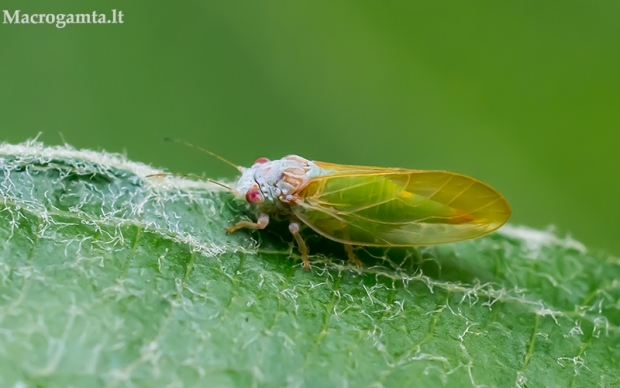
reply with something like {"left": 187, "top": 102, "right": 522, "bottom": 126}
{"left": 159, "top": 139, "right": 511, "bottom": 270}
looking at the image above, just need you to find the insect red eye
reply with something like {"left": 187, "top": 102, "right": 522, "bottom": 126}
{"left": 245, "top": 188, "right": 263, "bottom": 204}
{"left": 253, "top": 157, "right": 270, "bottom": 165}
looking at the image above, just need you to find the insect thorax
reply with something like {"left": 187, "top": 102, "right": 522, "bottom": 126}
{"left": 237, "top": 155, "right": 323, "bottom": 211}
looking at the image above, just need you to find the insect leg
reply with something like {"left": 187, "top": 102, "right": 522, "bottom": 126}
{"left": 288, "top": 221, "right": 310, "bottom": 270}
{"left": 226, "top": 213, "right": 269, "bottom": 233}
{"left": 344, "top": 244, "right": 363, "bottom": 267}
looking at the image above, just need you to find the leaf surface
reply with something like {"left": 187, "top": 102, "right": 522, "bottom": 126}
{"left": 0, "top": 142, "right": 618, "bottom": 387}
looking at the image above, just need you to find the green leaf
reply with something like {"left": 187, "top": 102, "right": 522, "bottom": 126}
{"left": 0, "top": 141, "right": 618, "bottom": 387}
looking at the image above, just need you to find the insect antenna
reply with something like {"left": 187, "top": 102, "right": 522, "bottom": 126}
{"left": 164, "top": 137, "right": 243, "bottom": 172}
{"left": 146, "top": 173, "right": 235, "bottom": 192}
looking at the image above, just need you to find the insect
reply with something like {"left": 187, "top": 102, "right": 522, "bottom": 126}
{"left": 161, "top": 139, "right": 511, "bottom": 270}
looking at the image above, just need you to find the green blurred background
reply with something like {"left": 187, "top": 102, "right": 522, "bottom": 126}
{"left": 1, "top": 1, "right": 619, "bottom": 254}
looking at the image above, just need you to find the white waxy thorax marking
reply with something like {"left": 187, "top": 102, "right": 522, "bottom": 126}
{"left": 235, "top": 155, "right": 325, "bottom": 209}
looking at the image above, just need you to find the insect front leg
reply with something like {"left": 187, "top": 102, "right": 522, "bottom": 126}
{"left": 226, "top": 213, "right": 269, "bottom": 234}
{"left": 288, "top": 221, "right": 310, "bottom": 271}
{"left": 344, "top": 244, "right": 363, "bottom": 267}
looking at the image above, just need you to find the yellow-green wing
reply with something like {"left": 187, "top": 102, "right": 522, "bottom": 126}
{"left": 293, "top": 162, "right": 511, "bottom": 246}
